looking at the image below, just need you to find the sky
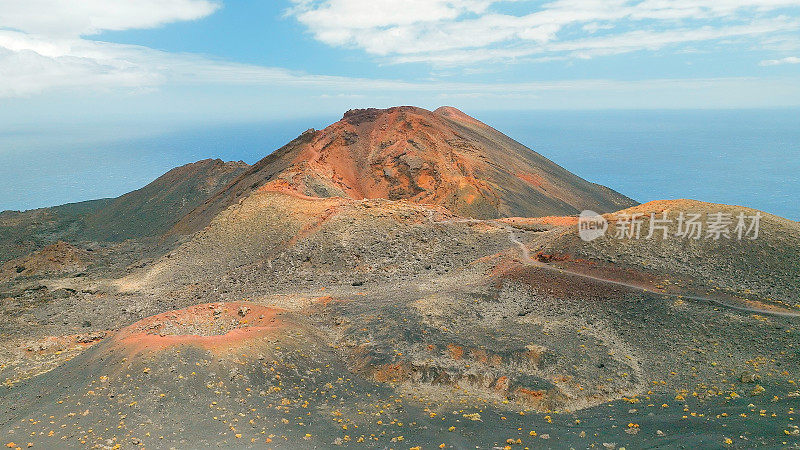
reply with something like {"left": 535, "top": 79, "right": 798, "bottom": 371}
{"left": 1, "top": 1, "right": 800, "bottom": 216}
{"left": 1, "top": 0, "right": 799, "bottom": 128}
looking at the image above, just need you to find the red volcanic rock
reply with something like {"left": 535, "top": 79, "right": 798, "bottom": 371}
{"left": 494, "top": 375, "right": 511, "bottom": 392}
{"left": 109, "top": 302, "right": 285, "bottom": 355}
{"left": 535, "top": 252, "right": 571, "bottom": 263}
{"left": 0, "top": 241, "right": 90, "bottom": 282}
{"left": 173, "top": 106, "right": 635, "bottom": 233}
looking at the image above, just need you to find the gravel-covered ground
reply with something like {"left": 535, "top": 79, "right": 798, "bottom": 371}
{"left": 1, "top": 193, "right": 798, "bottom": 449}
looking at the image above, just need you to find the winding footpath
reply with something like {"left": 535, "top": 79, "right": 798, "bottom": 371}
{"left": 429, "top": 212, "right": 800, "bottom": 319}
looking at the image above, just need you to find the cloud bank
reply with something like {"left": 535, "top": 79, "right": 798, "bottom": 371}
{"left": 760, "top": 55, "right": 800, "bottom": 65}
{"left": 0, "top": 0, "right": 798, "bottom": 108}
{"left": 288, "top": 0, "right": 800, "bottom": 64}
{"left": 0, "top": 0, "right": 225, "bottom": 96}
{"left": 0, "top": 0, "right": 220, "bottom": 36}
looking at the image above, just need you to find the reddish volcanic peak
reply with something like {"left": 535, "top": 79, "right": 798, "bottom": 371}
{"left": 265, "top": 105, "right": 634, "bottom": 217}
{"left": 274, "top": 106, "right": 496, "bottom": 207}
{"left": 434, "top": 106, "right": 491, "bottom": 128}
{"left": 173, "top": 106, "right": 636, "bottom": 234}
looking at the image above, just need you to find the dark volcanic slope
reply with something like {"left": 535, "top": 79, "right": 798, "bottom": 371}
{"left": 80, "top": 158, "right": 249, "bottom": 241}
{"left": 536, "top": 200, "right": 800, "bottom": 311}
{"left": 173, "top": 106, "right": 636, "bottom": 234}
{"left": 0, "top": 159, "right": 248, "bottom": 263}
{"left": 0, "top": 199, "right": 111, "bottom": 264}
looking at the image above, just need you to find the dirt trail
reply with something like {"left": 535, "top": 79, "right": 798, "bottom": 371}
{"left": 430, "top": 213, "right": 800, "bottom": 319}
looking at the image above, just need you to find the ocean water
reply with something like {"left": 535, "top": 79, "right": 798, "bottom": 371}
{"left": 1, "top": 109, "right": 798, "bottom": 220}
{"left": 480, "top": 109, "right": 800, "bottom": 220}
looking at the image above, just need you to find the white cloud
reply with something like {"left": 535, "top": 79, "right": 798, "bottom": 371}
{"left": 0, "top": 29, "right": 418, "bottom": 97}
{"left": 288, "top": 0, "right": 800, "bottom": 64}
{"left": 0, "top": 0, "right": 797, "bottom": 108}
{"left": 390, "top": 18, "right": 800, "bottom": 64}
{"left": 0, "top": 0, "right": 220, "bottom": 97}
{"left": 288, "top": 0, "right": 494, "bottom": 31}
{"left": 0, "top": 31, "right": 171, "bottom": 97}
{"left": 553, "top": 17, "right": 800, "bottom": 58}
{"left": 760, "top": 55, "right": 800, "bottom": 65}
{"left": 3, "top": 24, "right": 796, "bottom": 108}
{"left": 0, "top": 41, "right": 162, "bottom": 98}
{"left": 0, "top": 0, "right": 219, "bottom": 37}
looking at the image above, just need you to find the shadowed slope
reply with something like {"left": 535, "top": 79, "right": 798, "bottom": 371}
{"left": 0, "top": 241, "right": 91, "bottom": 283}
{"left": 80, "top": 158, "right": 249, "bottom": 241}
{"left": 0, "top": 200, "right": 110, "bottom": 264}
{"left": 0, "top": 159, "right": 249, "bottom": 263}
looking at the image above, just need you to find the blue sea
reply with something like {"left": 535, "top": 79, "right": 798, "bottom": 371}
{"left": 1, "top": 109, "right": 798, "bottom": 220}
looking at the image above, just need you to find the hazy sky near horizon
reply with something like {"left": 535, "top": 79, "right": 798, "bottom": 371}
{"left": 2, "top": 2, "right": 800, "bottom": 217}
{"left": 1, "top": 0, "right": 800, "bottom": 127}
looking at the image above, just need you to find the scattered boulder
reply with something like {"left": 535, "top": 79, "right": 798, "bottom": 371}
{"left": 740, "top": 372, "right": 761, "bottom": 383}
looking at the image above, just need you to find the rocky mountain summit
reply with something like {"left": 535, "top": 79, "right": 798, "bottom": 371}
{"left": 172, "top": 106, "right": 636, "bottom": 234}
